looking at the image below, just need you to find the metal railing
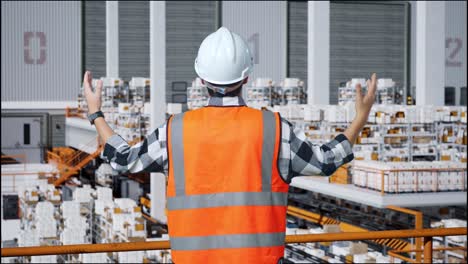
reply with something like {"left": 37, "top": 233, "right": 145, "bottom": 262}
{"left": 65, "top": 107, "right": 86, "bottom": 119}
{"left": 1, "top": 227, "right": 466, "bottom": 263}
{"left": 387, "top": 205, "right": 424, "bottom": 262}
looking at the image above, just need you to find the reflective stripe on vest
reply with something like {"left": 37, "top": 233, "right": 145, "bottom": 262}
{"left": 170, "top": 232, "right": 285, "bottom": 251}
{"left": 167, "top": 109, "right": 288, "bottom": 257}
{"left": 170, "top": 113, "right": 186, "bottom": 196}
{"left": 167, "top": 191, "right": 288, "bottom": 210}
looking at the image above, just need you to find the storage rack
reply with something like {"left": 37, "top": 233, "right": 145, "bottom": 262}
{"left": 381, "top": 123, "right": 410, "bottom": 162}
{"left": 410, "top": 123, "right": 438, "bottom": 161}
{"left": 128, "top": 78, "right": 150, "bottom": 107}
{"left": 187, "top": 78, "right": 209, "bottom": 110}
{"left": 115, "top": 112, "right": 144, "bottom": 142}
{"left": 354, "top": 124, "right": 381, "bottom": 161}
{"left": 338, "top": 86, "right": 366, "bottom": 106}
{"left": 245, "top": 78, "right": 274, "bottom": 108}
{"left": 302, "top": 121, "right": 328, "bottom": 145}
{"left": 76, "top": 77, "right": 151, "bottom": 141}
{"left": 274, "top": 79, "right": 307, "bottom": 105}
{"left": 437, "top": 123, "right": 467, "bottom": 162}
{"left": 338, "top": 85, "right": 403, "bottom": 105}
{"left": 80, "top": 201, "right": 94, "bottom": 244}
{"left": 352, "top": 161, "right": 467, "bottom": 194}
{"left": 300, "top": 120, "right": 466, "bottom": 163}
{"left": 101, "top": 78, "right": 125, "bottom": 129}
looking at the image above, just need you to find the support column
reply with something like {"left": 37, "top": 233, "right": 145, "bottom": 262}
{"left": 307, "top": 1, "right": 330, "bottom": 105}
{"left": 106, "top": 1, "right": 119, "bottom": 77}
{"left": 423, "top": 236, "right": 433, "bottom": 263}
{"left": 415, "top": 1, "right": 445, "bottom": 106}
{"left": 150, "top": 1, "right": 167, "bottom": 224}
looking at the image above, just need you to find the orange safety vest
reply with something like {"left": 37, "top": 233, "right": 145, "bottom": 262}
{"left": 167, "top": 106, "right": 289, "bottom": 263}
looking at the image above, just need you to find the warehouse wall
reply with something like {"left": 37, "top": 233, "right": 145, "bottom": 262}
{"left": 445, "top": 1, "right": 467, "bottom": 91}
{"left": 1, "top": 1, "right": 81, "bottom": 105}
{"left": 222, "top": 1, "right": 287, "bottom": 83}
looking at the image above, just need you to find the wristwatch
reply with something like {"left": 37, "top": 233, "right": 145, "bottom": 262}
{"left": 88, "top": 110, "right": 105, "bottom": 125}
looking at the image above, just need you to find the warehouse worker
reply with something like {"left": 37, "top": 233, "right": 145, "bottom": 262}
{"left": 84, "top": 27, "right": 377, "bottom": 263}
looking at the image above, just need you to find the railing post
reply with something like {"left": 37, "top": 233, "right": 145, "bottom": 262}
{"left": 415, "top": 212, "right": 423, "bottom": 262}
{"left": 444, "top": 236, "right": 449, "bottom": 263}
{"left": 423, "top": 236, "right": 433, "bottom": 263}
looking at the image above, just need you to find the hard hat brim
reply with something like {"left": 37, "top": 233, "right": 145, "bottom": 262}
{"left": 194, "top": 59, "right": 252, "bottom": 86}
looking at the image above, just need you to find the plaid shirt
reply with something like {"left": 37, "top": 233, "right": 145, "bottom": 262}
{"left": 103, "top": 96, "right": 354, "bottom": 182}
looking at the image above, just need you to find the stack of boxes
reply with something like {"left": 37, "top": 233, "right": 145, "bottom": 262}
{"left": 324, "top": 105, "right": 348, "bottom": 123}
{"left": 13, "top": 182, "right": 173, "bottom": 263}
{"left": 116, "top": 102, "right": 142, "bottom": 142}
{"left": 43, "top": 185, "right": 61, "bottom": 204}
{"left": 30, "top": 255, "right": 57, "bottom": 264}
{"left": 112, "top": 198, "right": 145, "bottom": 240}
{"left": 329, "top": 164, "right": 352, "bottom": 184}
{"left": 129, "top": 77, "right": 151, "bottom": 136}
{"left": 101, "top": 78, "right": 125, "bottom": 126}
{"left": 35, "top": 201, "right": 58, "bottom": 240}
{"left": 94, "top": 187, "right": 116, "bottom": 244}
{"left": 338, "top": 78, "right": 402, "bottom": 105}
{"left": 377, "top": 78, "right": 398, "bottom": 104}
{"left": 82, "top": 253, "right": 108, "bottom": 263}
{"left": 352, "top": 160, "right": 467, "bottom": 193}
{"left": 60, "top": 201, "right": 88, "bottom": 245}
{"left": 95, "top": 163, "right": 118, "bottom": 187}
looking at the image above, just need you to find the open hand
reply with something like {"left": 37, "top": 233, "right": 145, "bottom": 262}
{"left": 83, "top": 71, "right": 103, "bottom": 114}
{"left": 354, "top": 73, "right": 377, "bottom": 125}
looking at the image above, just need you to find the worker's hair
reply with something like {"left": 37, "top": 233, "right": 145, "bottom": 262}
{"left": 207, "top": 80, "right": 243, "bottom": 97}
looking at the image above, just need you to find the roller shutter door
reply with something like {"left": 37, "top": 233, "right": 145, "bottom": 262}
{"left": 166, "top": 1, "right": 217, "bottom": 103}
{"left": 119, "top": 1, "right": 150, "bottom": 80}
{"left": 288, "top": 1, "right": 308, "bottom": 85}
{"left": 84, "top": 1, "right": 106, "bottom": 79}
{"left": 330, "top": 2, "right": 408, "bottom": 104}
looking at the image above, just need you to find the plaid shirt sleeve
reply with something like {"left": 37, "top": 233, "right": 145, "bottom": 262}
{"left": 279, "top": 118, "right": 354, "bottom": 182}
{"left": 102, "top": 122, "right": 168, "bottom": 174}
{"left": 101, "top": 115, "right": 353, "bottom": 180}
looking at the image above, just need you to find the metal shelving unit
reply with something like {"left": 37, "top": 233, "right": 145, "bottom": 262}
{"left": 338, "top": 85, "right": 403, "bottom": 105}
{"left": 410, "top": 123, "right": 438, "bottom": 161}
{"left": 301, "top": 118, "right": 466, "bottom": 163}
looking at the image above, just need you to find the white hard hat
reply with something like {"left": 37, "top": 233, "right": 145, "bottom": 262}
{"left": 194, "top": 27, "right": 254, "bottom": 85}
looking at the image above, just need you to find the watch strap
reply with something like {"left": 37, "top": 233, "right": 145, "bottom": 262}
{"left": 88, "top": 111, "right": 105, "bottom": 125}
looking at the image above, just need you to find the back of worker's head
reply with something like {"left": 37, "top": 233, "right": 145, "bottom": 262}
{"left": 194, "top": 27, "right": 253, "bottom": 97}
